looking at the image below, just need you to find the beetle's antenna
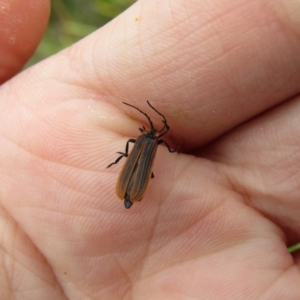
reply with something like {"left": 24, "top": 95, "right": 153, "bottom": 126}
{"left": 146, "top": 101, "right": 169, "bottom": 133}
{"left": 123, "top": 102, "right": 154, "bottom": 129}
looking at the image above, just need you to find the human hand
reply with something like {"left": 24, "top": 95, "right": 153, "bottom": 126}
{"left": 1, "top": 0, "right": 300, "bottom": 299}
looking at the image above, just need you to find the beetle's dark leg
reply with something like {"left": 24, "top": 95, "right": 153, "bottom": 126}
{"left": 158, "top": 121, "right": 169, "bottom": 134}
{"left": 139, "top": 126, "right": 146, "bottom": 133}
{"left": 106, "top": 139, "right": 136, "bottom": 168}
{"left": 158, "top": 139, "right": 177, "bottom": 153}
{"left": 126, "top": 139, "right": 136, "bottom": 153}
{"left": 151, "top": 172, "right": 154, "bottom": 178}
{"left": 106, "top": 155, "right": 125, "bottom": 168}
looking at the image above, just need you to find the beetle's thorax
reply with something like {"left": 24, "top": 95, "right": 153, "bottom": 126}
{"left": 141, "top": 128, "right": 159, "bottom": 139}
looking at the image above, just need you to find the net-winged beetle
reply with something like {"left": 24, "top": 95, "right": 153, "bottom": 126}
{"left": 107, "top": 101, "right": 176, "bottom": 209}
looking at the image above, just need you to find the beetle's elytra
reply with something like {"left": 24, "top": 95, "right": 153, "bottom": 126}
{"left": 107, "top": 101, "right": 176, "bottom": 209}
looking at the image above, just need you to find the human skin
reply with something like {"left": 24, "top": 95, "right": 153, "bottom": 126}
{"left": 0, "top": 0, "right": 300, "bottom": 299}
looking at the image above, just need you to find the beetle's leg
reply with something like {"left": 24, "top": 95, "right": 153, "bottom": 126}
{"left": 158, "top": 139, "right": 177, "bottom": 153}
{"left": 139, "top": 126, "right": 146, "bottom": 133}
{"left": 115, "top": 138, "right": 136, "bottom": 157}
{"left": 158, "top": 121, "right": 169, "bottom": 135}
{"left": 106, "top": 154, "right": 125, "bottom": 168}
{"left": 106, "top": 139, "right": 136, "bottom": 168}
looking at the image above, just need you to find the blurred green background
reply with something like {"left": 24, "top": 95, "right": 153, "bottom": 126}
{"left": 27, "top": 0, "right": 135, "bottom": 66}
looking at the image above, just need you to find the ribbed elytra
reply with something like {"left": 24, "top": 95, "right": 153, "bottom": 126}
{"left": 107, "top": 101, "right": 176, "bottom": 209}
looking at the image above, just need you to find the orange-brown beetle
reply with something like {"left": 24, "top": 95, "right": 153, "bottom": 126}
{"left": 107, "top": 101, "right": 176, "bottom": 209}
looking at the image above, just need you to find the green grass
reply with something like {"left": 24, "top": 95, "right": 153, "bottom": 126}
{"left": 27, "top": 0, "right": 135, "bottom": 66}
{"left": 288, "top": 243, "right": 300, "bottom": 253}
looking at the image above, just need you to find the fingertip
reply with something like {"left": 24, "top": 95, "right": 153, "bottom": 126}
{"left": 0, "top": 0, "right": 50, "bottom": 83}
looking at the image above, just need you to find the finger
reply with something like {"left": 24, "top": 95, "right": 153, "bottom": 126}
{"left": 87, "top": 0, "right": 300, "bottom": 149}
{"left": 202, "top": 95, "right": 300, "bottom": 244}
{"left": 0, "top": 0, "right": 50, "bottom": 83}
{"left": 3, "top": 1, "right": 300, "bottom": 149}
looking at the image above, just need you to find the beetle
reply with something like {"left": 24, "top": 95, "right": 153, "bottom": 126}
{"left": 107, "top": 101, "right": 176, "bottom": 209}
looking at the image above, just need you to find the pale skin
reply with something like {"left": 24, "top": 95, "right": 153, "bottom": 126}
{"left": 1, "top": 0, "right": 300, "bottom": 299}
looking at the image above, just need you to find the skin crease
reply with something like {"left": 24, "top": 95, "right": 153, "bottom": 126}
{"left": 0, "top": 0, "right": 300, "bottom": 299}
